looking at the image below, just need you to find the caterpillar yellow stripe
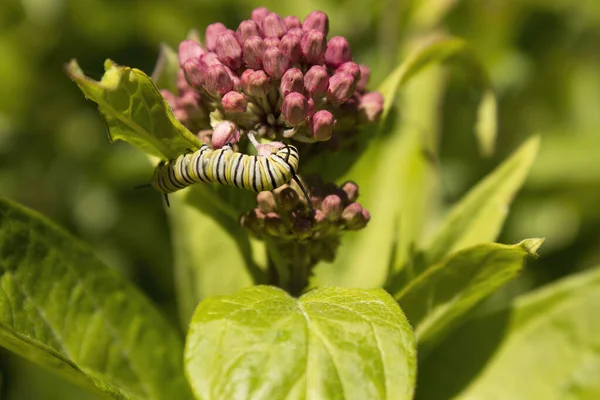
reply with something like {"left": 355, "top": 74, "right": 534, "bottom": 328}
{"left": 151, "top": 143, "right": 300, "bottom": 194}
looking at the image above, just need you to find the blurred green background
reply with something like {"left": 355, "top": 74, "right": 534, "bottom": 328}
{"left": 1, "top": 0, "right": 599, "bottom": 398}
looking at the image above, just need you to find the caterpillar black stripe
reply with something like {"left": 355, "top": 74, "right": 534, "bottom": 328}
{"left": 151, "top": 144, "right": 301, "bottom": 194}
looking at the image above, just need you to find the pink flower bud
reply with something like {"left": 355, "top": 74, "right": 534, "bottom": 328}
{"left": 324, "top": 36, "right": 352, "bottom": 68}
{"left": 262, "top": 47, "right": 290, "bottom": 79}
{"left": 279, "top": 33, "right": 302, "bottom": 64}
{"left": 243, "top": 36, "right": 266, "bottom": 69}
{"left": 177, "top": 69, "right": 190, "bottom": 93}
{"left": 251, "top": 7, "right": 270, "bottom": 25}
{"left": 359, "top": 91, "right": 384, "bottom": 123}
{"left": 357, "top": 64, "right": 370, "bottom": 91}
{"left": 182, "top": 59, "right": 205, "bottom": 89}
{"left": 205, "top": 23, "right": 228, "bottom": 52}
{"left": 286, "top": 27, "right": 303, "bottom": 38}
{"left": 307, "top": 97, "right": 315, "bottom": 116}
{"left": 311, "top": 110, "right": 335, "bottom": 141}
{"left": 327, "top": 72, "right": 356, "bottom": 104}
{"left": 178, "top": 40, "right": 205, "bottom": 67}
{"left": 221, "top": 91, "right": 247, "bottom": 112}
{"left": 211, "top": 121, "right": 240, "bottom": 149}
{"left": 236, "top": 20, "right": 262, "bottom": 44}
{"left": 243, "top": 70, "right": 270, "bottom": 97}
{"left": 362, "top": 208, "right": 371, "bottom": 223}
{"left": 216, "top": 31, "right": 243, "bottom": 70}
{"left": 205, "top": 64, "right": 233, "bottom": 97}
{"left": 341, "top": 202, "right": 367, "bottom": 229}
{"left": 264, "top": 37, "right": 280, "bottom": 48}
{"left": 301, "top": 29, "right": 326, "bottom": 64}
{"left": 282, "top": 93, "right": 309, "bottom": 126}
{"left": 342, "top": 181, "right": 359, "bottom": 202}
{"left": 314, "top": 209, "right": 327, "bottom": 224}
{"left": 303, "top": 11, "right": 329, "bottom": 34}
{"left": 304, "top": 65, "right": 329, "bottom": 98}
{"left": 199, "top": 52, "right": 222, "bottom": 68}
{"left": 336, "top": 61, "right": 361, "bottom": 80}
{"left": 257, "top": 191, "right": 277, "bottom": 213}
{"left": 283, "top": 16, "right": 302, "bottom": 30}
{"left": 177, "top": 91, "right": 205, "bottom": 119}
{"left": 279, "top": 68, "right": 304, "bottom": 97}
{"left": 262, "top": 12, "right": 286, "bottom": 38}
{"left": 321, "top": 194, "right": 343, "bottom": 219}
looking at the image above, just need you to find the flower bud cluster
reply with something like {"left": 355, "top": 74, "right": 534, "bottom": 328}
{"left": 241, "top": 176, "right": 370, "bottom": 262}
{"left": 160, "top": 8, "right": 383, "bottom": 146}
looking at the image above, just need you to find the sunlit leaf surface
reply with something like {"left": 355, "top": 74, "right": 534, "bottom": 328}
{"left": 0, "top": 199, "right": 193, "bottom": 400}
{"left": 185, "top": 286, "right": 416, "bottom": 400}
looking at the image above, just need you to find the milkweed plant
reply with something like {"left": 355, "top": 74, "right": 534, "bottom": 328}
{"left": 8, "top": 6, "right": 599, "bottom": 400}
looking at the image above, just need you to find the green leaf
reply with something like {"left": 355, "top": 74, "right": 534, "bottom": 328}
{"left": 150, "top": 43, "right": 180, "bottom": 94}
{"left": 418, "top": 266, "right": 600, "bottom": 400}
{"left": 185, "top": 286, "right": 416, "bottom": 400}
{"left": 168, "top": 186, "right": 266, "bottom": 327}
{"left": 66, "top": 59, "right": 201, "bottom": 160}
{"left": 0, "top": 198, "right": 193, "bottom": 400}
{"left": 422, "top": 136, "right": 540, "bottom": 269}
{"left": 394, "top": 239, "right": 543, "bottom": 356}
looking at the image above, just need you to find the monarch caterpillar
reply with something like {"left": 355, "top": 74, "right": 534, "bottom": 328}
{"left": 150, "top": 141, "right": 311, "bottom": 209}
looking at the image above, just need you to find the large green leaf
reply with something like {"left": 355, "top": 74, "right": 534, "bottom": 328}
{"left": 0, "top": 198, "right": 193, "bottom": 400}
{"left": 168, "top": 185, "right": 266, "bottom": 327}
{"left": 393, "top": 239, "right": 543, "bottom": 356}
{"left": 418, "top": 266, "right": 600, "bottom": 400}
{"left": 185, "top": 286, "right": 416, "bottom": 400}
{"left": 66, "top": 59, "right": 201, "bottom": 160}
{"left": 423, "top": 136, "right": 539, "bottom": 268}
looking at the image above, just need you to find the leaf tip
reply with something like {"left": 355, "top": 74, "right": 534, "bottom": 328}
{"left": 519, "top": 238, "right": 545, "bottom": 257}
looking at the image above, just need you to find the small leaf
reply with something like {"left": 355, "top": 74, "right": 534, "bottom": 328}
{"left": 66, "top": 59, "right": 201, "bottom": 160}
{"left": 0, "top": 198, "right": 193, "bottom": 400}
{"left": 394, "top": 239, "right": 543, "bottom": 356}
{"left": 422, "top": 136, "right": 540, "bottom": 269}
{"left": 185, "top": 286, "right": 416, "bottom": 400}
{"left": 151, "top": 43, "right": 180, "bottom": 94}
{"left": 418, "top": 266, "right": 600, "bottom": 400}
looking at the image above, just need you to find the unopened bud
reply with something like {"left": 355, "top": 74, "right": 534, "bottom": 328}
{"left": 265, "top": 212, "right": 286, "bottom": 236}
{"left": 311, "top": 110, "right": 335, "bottom": 141}
{"left": 243, "top": 69, "right": 270, "bottom": 97}
{"left": 321, "top": 194, "right": 343, "bottom": 220}
{"left": 314, "top": 209, "right": 327, "bottom": 224}
{"left": 283, "top": 16, "right": 302, "bottom": 30}
{"left": 341, "top": 181, "right": 359, "bottom": 202}
{"left": 282, "top": 93, "right": 309, "bottom": 126}
{"left": 301, "top": 29, "right": 326, "bottom": 64}
{"left": 327, "top": 72, "right": 356, "bottom": 104}
{"left": 264, "top": 37, "right": 280, "bottom": 48}
{"left": 262, "top": 12, "right": 286, "bottom": 38}
{"left": 205, "top": 23, "right": 228, "bottom": 52}
{"left": 262, "top": 47, "right": 290, "bottom": 79}
{"left": 324, "top": 36, "right": 352, "bottom": 68}
{"left": 303, "top": 11, "right": 329, "bottom": 35}
{"left": 211, "top": 121, "right": 240, "bottom": 149}
{"left": 279, "top": 68, "right": 304, "bottom": 97}
{"left": 199, "top": 52, "right": 222, "bottom": 70}
{"left": 182, "top": 59, "right": 205, "bottom": 89}
{"left": 304, "top": 65, "right": 329, "bottom": 98}
{"left": 292, "top": 217, "right": 314, "bottom": 239}
{"left": 287, "top": 28, "right": 303, "bottom": 39}
{"left": 279, "top": 33, "right": 302, "bottom": 64}
{"left": 221, "top": 91, "right": 247, "bottom": 112}
{"left": 205, "top": 64, "right": 233, "bottom": 97}
{"left": 336, "top": 61, "right": 361, "bottom": 81}
{"left": 216, "top": 32, "right": 243, "bottom": 70}
{"left": 243, "top": 36, "right": 266, "bottom": 70}
{"left": 236, "top": 20, "right": 262, "bottom": 44}
{"left": 178, "top": 40, "right": 205, "bottom": 66}
{"left": 342, "top": 203, "right": 367, "bottom": 229}
{"left": 177, "top": 69, "right": 190, "bottom": 93}
{"left": 357, "top": 64, "right": 370, "bottom": 92}
{"left": 359, "top": 91, "right": 384, "bottom": 123}
{"left": 277, "top": 187, "right": 300, "bottom": 210}
{"left": 243, "top": 208, "right": 266, "bottom": 231}
{"left": 257, "top": 191, "right": 277, "bottom": 213}
{"left": 251, "top": 7, "right": 270, "bottom": 24}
